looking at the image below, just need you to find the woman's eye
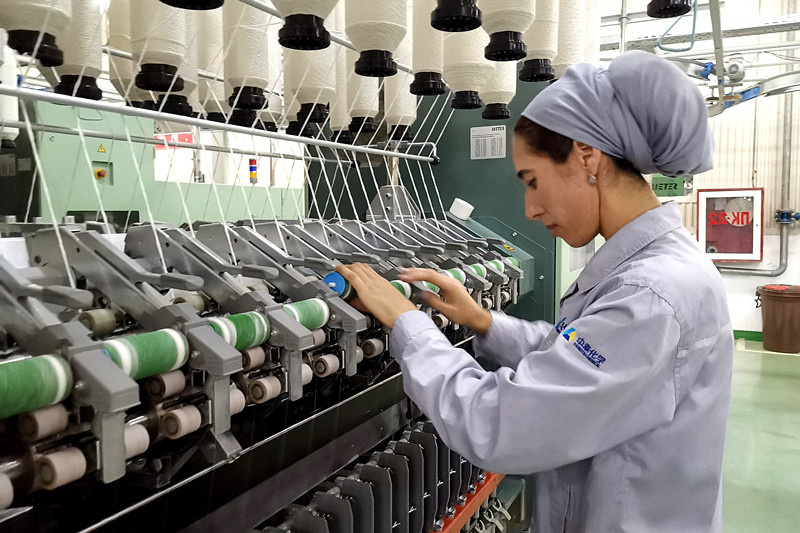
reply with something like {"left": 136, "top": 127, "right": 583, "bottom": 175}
{"left": 527, "top": 178, "right": 537, "bottom": 190}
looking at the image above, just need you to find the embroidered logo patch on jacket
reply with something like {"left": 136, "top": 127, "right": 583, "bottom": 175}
{"left": 555, "top": 318, "right": 607, "bottom": 368}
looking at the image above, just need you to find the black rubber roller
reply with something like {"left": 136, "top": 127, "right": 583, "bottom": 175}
{"left": 279, "top": 14, "right": 331, "bottom": 50}
{"left": 135, "top": 63, "right": 184, "bottom": 92}
{"left": 482, "top": 103, "right": 510, "bottom": 120}
{"left": 451, "top": 90, "right": 482, "bottom": 110}
{"left": 158, "top": 0, "right": 224, "bottom": 8}
{"left": 348, "top": 116, "right": 378, "bottom": 133}
{"left": 431, "top": 0, "right": 482, "bottom": 32}
{"left": 485, "top": 31, "right": 527, "bottom": 61}
{"left": 519, "top": 59, "right": 555, "bottom": 82}
{"left": 647, "top": 0, "right": 692, "bottom": 18}
{"left": 355, "top": 50, "right": 397, "bottom": 77}
{"left": 54, "top": 75, "right": 102, "bottom": 100}
{"left": 8, "top": 30, "right": 63, "bottom": 67}
{"left": 228, "top": 86, "right": 266, "bottom": 110}
{"left": 410, "top": 72, "right": 447, "bottom": 96}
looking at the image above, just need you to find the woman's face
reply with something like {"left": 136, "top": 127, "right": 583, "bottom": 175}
{"left": 512, "top": 135, "right": 600, "bottom": 247}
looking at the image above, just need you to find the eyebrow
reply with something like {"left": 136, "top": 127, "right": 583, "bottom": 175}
{"left": 517, "top": 170, "right": 532, "bottom": 180}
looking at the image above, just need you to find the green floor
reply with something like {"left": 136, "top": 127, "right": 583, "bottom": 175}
{"left": 723, "top": 343, "right": 800, "bottom": 532}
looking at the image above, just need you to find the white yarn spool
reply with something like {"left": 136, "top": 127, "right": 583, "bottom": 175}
{"left": 283, "top": 47, "right": 336, "bottom": 121}
{"left": 345, "top": 0, "right": 406, "bottom": 76}
{"left": 411, "top": 0, "right": 445, "bottom": 95}
{"left": 443, "top": 29, "right": 493, "bottom": 109}
{"left": 0, "top": 473, "right": 13, "bottom": 509}
{"left": 552, "top": 0, "right": 586, "bottom": 78}
{"left": 272, "top": 0, "right": 339, "bottom": 19}
{"left": 56, "top": 0, "right": 102, "bottom": 79}
{"left": 222, "top": 1, "right": 269, "bottom": 108}
{"left": 329, "top": 2, "right": 350, "bottom": 133}
{"left": 583, "top": 1, "right": 601, "bottom": 66}
{"left": 123, "top": 424, "right": 150, "bottom": 459}
{"left": 479, "top": 0, "right": 535, "bottom": 61}
{"left": 0, "top": 37, "right": 19, "bottom": 144}
{"left": 107, "top": 0, "right": 135, "bottom": 100}
{"left": 174, "top": 12, "right": 199, "bottom": 105}
{"left": 480, "top": 60, "right": 517, "bottom": 119}
{"left": 37, "top": 447, "right": 87, "bottom": 490}
{"left": 346, "top": 49, "right": 379, "bottom": 130}
{"left": 264, "top": 21, "right": 283, "bottom": 125}
{"left": 196, "top": 9, "right": 228, "bottom": 117}
{"left": 526, "top": 0, "right": 559, "bottom": 61}
{"left": 384, "top": 6, "right": 416, "bottom": 139}
{"left": 0, "top": 0, "right": 71, "bottom": 66}
{"left": 131, "top": 1, "right": 188, "bottom": 91}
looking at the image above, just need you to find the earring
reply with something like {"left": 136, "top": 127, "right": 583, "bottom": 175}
{"left": 588, "top": 175, "right": 597, "bottom": 184}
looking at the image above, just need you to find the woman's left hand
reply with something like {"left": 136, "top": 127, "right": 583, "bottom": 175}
{"left": 335, "top": 263, "right": 418, "bottom": 328}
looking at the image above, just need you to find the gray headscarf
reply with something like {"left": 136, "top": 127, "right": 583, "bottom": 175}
{"left": 522, "top": 51, "right": 714, "bottom": 177}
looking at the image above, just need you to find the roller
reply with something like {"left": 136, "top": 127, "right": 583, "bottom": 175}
{"left": 103, "top": 329, "right": 189, "bottom": 380}
{"left": 53, "top": 0, "right": 103, "bottom": 99}
{"left": 312, "top": 354, "right": 340, "bottom": 378}
{"left": 424, "top": 282, "right": 440, "bottom": 294}
{"left": 384, "top": 1, "right": 416, "bottom": 142}
{"left": 353, "top": 347, "right": 364, "bottom": 365}
{"left": 223, "top": 1, "right": 269, "bottom": 110}
{"left": 283, "top": 47, "right": 336, "bottom": 124}
{"left": 248, "top": 375, "right": 282, "bottom": 404}
{"left": 79, "top": 308, "right": 118, "bottom": 337}
{"left": 144, "top": 370, "right": 186, "bottom": 401}
{"left": 479, "top": 0, "right": 535, "bottom": 61}
{"left": 411, "top": 0, "right": 446, "bottom": 95}
{"left": 345, "top": 0, "right": 406, "bottom": 77}
{"left": 520, "top": 0, "right": 559, "bottom": 82}
{"left": 467, "top": 263, "right": 487, "bottom": 278}
{"left": 431, "top": 0, "right": 482, "bottom": 32}
{"left": 552, "top": 0, "right": 586, "bottom": 78}
{"left": 481, "top": 297, "right": 493, "bottom": 309}
{"left": 37, "top": 447, "right": 87, "bottom": 490}
{"left": 0, "top": 35, "right": 19, "bottom": 149}
{"left": 230, "top": 387, "right": 246, "bottom": 415}
{"left": 391, "top": 280, "right": 413, "bottom": 298}
{"left": 432, "top": 314, "right": 450, "bottom": 328}
{"left": 172, "top": 291, "right": 207, "bottom": 313}
{"left": 361, "top": 338, "right": 384, "bottom": 359}
{"left": 209, "top": 311, "right": 270, "bottom": 351}
{"left": 18, "top": 404, "right": 70, "bottom": 441}
{"left": 301, "top": 363, "right": 314, "bottom": 386}
{"left": 324, "top": 271, "right": 356, "bottom": 301}
{"left": 124, "top": 424, "right": 150, "bottom": 459}
{"left": 444, "top": 268, "right": 466, "bottom": 285}
{"left": 283, "top": 299, "right": 331, "bottom": 330}
{"left": 346, "top": 49, "right": 380, "bottom": 133}
{"left": 0, "top": 355, "right": 72, "bottom": 419}
{"left": 0, "top": 0, "right": 72, "bottom": 66}
{"left": 504, "top": 256, "right": 520, "bottom": 268}
{"left": 196, "top": 7, "right": 229, "bottom": 120}
{"left": 162, "top": 405, "right": 203, "bottom": 439}
{"left": 500, "top": 291, "right": 512, "bottom": 305}
{"left": 481, "top": 61, "right": 517, "bottom": 120}
{"left": 443, "top": 29, "right": 493, "bottom": 109}
{"left": 131, "top": 0, "right": 188, "bottom": 91}
{"left": 242, "top": 346, "right": 267, "bottom": 371}
{"left": 311, "top": 329, "right": 327, "bottom": 348}
{"left": 272, "top": 0, "right": 339, "bottom": 50}
{"left": 488, "top": 259, "right": 506, "bottom": 272}
{"left": 0, "top": 472, "right": 13, "bottom": 509}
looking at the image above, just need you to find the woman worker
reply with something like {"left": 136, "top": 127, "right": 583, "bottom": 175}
{"left": 337, "top": 51, "right": 733, "bottom": 532}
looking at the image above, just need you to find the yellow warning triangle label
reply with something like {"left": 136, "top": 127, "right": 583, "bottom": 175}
{"left": 98, "top": 145, "right": 106, "bottom": 153}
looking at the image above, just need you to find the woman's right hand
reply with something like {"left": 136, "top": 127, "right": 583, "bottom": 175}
{"left": 399, "top": 268, "right": 493, "bottom": 336}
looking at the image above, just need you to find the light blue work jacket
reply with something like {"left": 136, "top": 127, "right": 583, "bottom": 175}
{"left": 391, "top": 202, "right": 733, "bottom": 532}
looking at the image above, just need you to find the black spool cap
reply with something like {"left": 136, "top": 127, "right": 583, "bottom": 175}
{"left": 130, "top": 100, "right": 156, "bottom": 110}
{"left": 355, "top": 50, "right": 397, "bottom": 77}
{"left": 431, "top": 0, "right": 482, "bottom": 32}
{"left": 647, "top": 0, "right": 692, "bottom": 18}
{"left": 348, "top": 116, "right": 378, "bottom": 133}
{"left": 228, "top": 86, "right": 266, "bottom": 110}
{"left": 7, "top": 30, "right": 63, "bottom": 67}
{"left": 156, "top": 94, "right": 194, "bottom": 117}
{"left": 286, "top": 120, "right": 314, "bottom": 137}
{"left": 482, "top": 103, "right": 510, "bottom": 120}
{"left": 410, "top": 72, "right": 447, "bottom": 96}
{"left": 206, "top": 112, "right": 226, "bottom": 123}
{"left": 279, "top": 14, "right": 331, "bottom": 50}
{"left": 297, "top": 103, "right": 329, "bottom": 124}
{"left": 519, "top": 59, "right": 554, "bottom": 82}
{"left": 54, "top": 75, "right": 103, "bottom": 100}
{"left": 332, "top": 130, "right": 356, "bottom": 144}
{"left": 229, "top": 109, "right": 259, "bottom": 127}
{"left": 485, "top": 31, "right": 527, "bottom": 61}
{"left": 260, "top": 121, "right": 279, "bottom": 133}
{"left": 158, "top": 0, "right": 224, "bottom": 9}
{"left": 1, "top": 139, "right": 16, "bottom": 150}
{"left": 451, "top": 90, "right": 483, "bottom": 110}
{"left": 135, "top": 63, "right": 184, "bottom": 92}
{"left": 388, "top": 125, "right": 413, "bottom": 142}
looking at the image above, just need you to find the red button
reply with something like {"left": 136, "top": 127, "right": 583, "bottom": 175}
{"left": 95, "top": 169, "right": 107, "bottom": 179}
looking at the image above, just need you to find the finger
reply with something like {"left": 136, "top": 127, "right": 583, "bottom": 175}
{"left": 420, "top": 291, "right": 447, "bottom": 313}
{"left": 400, "top": 268, "right": 456, "bottom": 290}
{"left": 337, "top": 264, "right": 367, "bottom": 292}
{"left": 349, "top": 298, "right": 368, "bottom": 312}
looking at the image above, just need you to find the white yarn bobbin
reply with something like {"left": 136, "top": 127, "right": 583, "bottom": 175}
{"left": 37, "top": 447, "right": 87, "bottom": 490}
{"left": 18, "top": 404, "right": 70, "bottom": 441}
{"left": 248, "top": 375, "right": 282, "bottom": 404}
{"left": 520, "top": 0, "right": 559, "bottom": 82}
{"left": 384, "top": 2, "right": 416, "bottom": 141}
{"left": 124, "top": 424, "right": 150, "bottom": 459}
{"left": 443, "top": 29, "right": 493, "bottom": 109}
{"left": 130, "top": 1, "right": 188, "bottom": 91}
{"left": 162, "top": 405, "right": 203, "bottom": 440}
{"left": 242, "top": 346, "right": 267, "bottom": 371}
{"left": 301, "top": 363, "right": 314, "bottom": 386}
{"left": 0, "top": 39, "right": 19, "bottom": 144}
{"left": 480, "top": 60, "right": 517, "bottom": 120}
{"left": 312, "top": 354, "right": 340, "bottom": 378}
{"left": 54, "top": 0, "right": 103, "bottom": 98}
{"left": 223, "top": 0, "right": 269, "bottom": 108}
{"left": 0, "top": 0, "right": 71, "bottom": 65}
{"left": 412, "top": 0, "right": 443, "bottom": 75}
{"left": 0, "top": 472, "right": 13, "bottom": 509}
{"left": 345, "top": 0, "right": 406, "bottom": 77}
{"left": 346, "top": 49, "right": 380, "bottom": 131}
{"left": 229, "top": 387, "right": 247, "bottom": 415}
{"left": 481, "top": 297, "right": 493, "bottom": 309}
{"left": 353, "top": 347, "right": 364, "bottom": 365}
{"left": 284, "top": 46, "right": 336, "bottom": 122}
{"left": 196, "top": 8, "right": 228, "bottom": 117}
{"left": 583, "top": 1, "right": 601, "bottom": 66}
{"left": 329, "top": 2, "right": 350, "bottom": 134}
{"left": 479, "top": 0, "right": 535, "bottom": 61}
{"left": 552, "top": 0, "right": 586, "bottom": 78}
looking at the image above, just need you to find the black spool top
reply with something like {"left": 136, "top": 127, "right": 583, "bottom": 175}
{"left": 279, "top": 14, "right": 331, "bottom": 50}
{"left": 156, "top": 94, "right": 194, "bottom": 117}
{"left": 135, "top": 63, "right": 184, "bottom": 92}
{"left": 158, "top": 0, "right": 224, "bottom": 9}
{"left": 431, "top": 0, "right": 482, "bottom": 32}
{"left": 228, "top": 86, "right": 266, "bottom": 110}
{"left": 348, "top": 116, "right": 378, "bottom": 134}
{"left": 451, "top": 90, "right": 483, "bottom": 110}
{"left": 482, "top": 103, "right": 510, "bottom": 120}
{"left": 647, "top": 0, "right": 693, "bottom": 18}
{"left": 485, "top": 31, "right": 527, "bottom": 61}
{"left": 54, "top": 75, "right": 103, "bottom": 101}
{"left": 518, "top": 59, "right": 555, "bottom": 82}
{"left": 297, "top": 103, "right": 329, "bottom": 124}
{"left": 410, "top": 72, "right": 447, "bottom": 96}
{"left": 355, "top": 50, "right": 397, "bottom": 77}
{"left": 8, "top": 31, "right": 63, "bottom": 67}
